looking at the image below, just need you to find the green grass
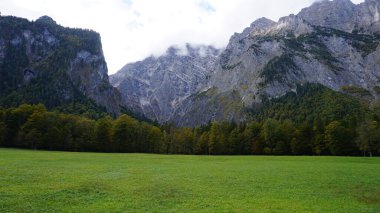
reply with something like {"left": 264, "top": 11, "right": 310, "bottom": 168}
{"left": 0, "top": 149, "right": 379, "bottom": 212}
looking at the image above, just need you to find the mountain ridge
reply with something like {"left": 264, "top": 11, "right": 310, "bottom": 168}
{"left": 2, "top": 0, "right": 380, "bottom": 126}
{"left": 112, "top": 0, "right": 380, "bottom": 126}
{"left": 110, "top": 44, "right": 221, "bottom": 122}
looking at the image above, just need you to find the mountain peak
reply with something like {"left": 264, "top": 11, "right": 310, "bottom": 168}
{"left": 357, "top": 0, "right": 380, "bottom": 32}
{"left": 311, "top": 0, "right": 355, "bottom": 7}
{"left": 239, "top": 17, "right": 276, "bottom": 37}
{"left": 297, "top": 0, "right": 380, "bottom": 33}
{"left": 273, "top": 14, "right": 313, "bottom": 36}
{"left": 35, "top": 15, "right": 57, "bottom": 25}
{"left": 250, "top": 17, "right": 276, "bottom": 28}
{"left": 246, "top": 15, "right": 313, "bottom": 37}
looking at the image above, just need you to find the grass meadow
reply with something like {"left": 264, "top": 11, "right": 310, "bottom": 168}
{"left": 0, "top": 148, "right": 379, "bottom": 212}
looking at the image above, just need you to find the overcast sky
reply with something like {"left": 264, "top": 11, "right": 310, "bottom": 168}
{"left": 0, "top": 0, "right": 365, "bottom": 74}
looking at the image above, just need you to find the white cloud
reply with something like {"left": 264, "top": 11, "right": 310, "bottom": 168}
{"left": 0, "top": 0, "right": 365, "bottom": 73}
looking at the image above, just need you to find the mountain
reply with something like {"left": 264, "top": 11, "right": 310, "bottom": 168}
{"left": 113, "top": 0, "right": 380, "bottom": 126}
{"left": 3, "top": 0, "right": 379, "bottom": 126}
{"left": 0, "top": 15, "right": 122, "bottom": 117}
{"left": 110, "top": 44, "right": 221, "bottom": 122}
{"left": 170, "top": 0, "right": 380, "bottom": 126}
{"left": 298, "top": 0, "right": 380, "bottom": 33}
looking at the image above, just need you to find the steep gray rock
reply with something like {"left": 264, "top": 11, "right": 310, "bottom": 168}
{"left": 356, "top": 0, "right": 380, "bottom": 32}
{"left": 0, "top": 15, "right": 122, "bottom": 115}
{"left": 298, "top": 0, "right": 380, "bottom": 33}
{"left": 113, "top": 0, "right": 380, "bottom": 126}
{"left": 235, "top": 17, "right": 276, "bottom": 39}
{"left": 110, "top": 44, "right": 221, "bottom": 122}
{"left": 298, "top": 0, "right": 357, "bottom": 32}
{"left": 173, "top": 0, "right": 380, "bottom": 126}
{"left": 68, "top": 49, "right": 122, "bottom": 115}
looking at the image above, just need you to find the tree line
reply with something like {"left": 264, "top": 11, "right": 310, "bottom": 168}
{"left": 0, "top": 104, "right": 379, "bottom": 156}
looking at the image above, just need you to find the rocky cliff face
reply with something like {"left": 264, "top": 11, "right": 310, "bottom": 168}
{"left": 111, "top": 0, "right": 380, "bottom": 126}
{"left": 173, "top": 0, "right": 380, "bottom": 126}
{"left": 110, "top": 44, "right": 220, "bottom": 122}
{"left": 298, "top": 0, "right": 380, "bottom": 33}
{"left": 0, "top": 15, "right": 122, "bottom": 116}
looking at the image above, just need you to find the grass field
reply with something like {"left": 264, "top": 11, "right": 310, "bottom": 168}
{"left": 0, "top": 149, "right": 379, "bottom": 212}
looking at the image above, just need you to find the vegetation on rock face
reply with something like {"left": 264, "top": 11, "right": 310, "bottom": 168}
{"left": 342, "top": 85, "right": 372, "bottom": 97}
{"left": 256, "top": 29, "right": 344, "bottom": 76}
{"left": 260, "top": 54, "right": 296, "bottom": 83}
{"left": 258, "top": 26, "right": 380, "bottom": 84}
{"left": 325, "top": 27, "right": 380, "bottom": 56}
{"left": 254, "top": 83, "right": 368, "bottom": 126}
{"left": 0, "top": 15, "right": 110, "bottom": 118}
{"left": 374, "top": 86, "right": 380, "bottom": 94}
{"left": 301, "top": 27, "right": 380, "bottom": 57}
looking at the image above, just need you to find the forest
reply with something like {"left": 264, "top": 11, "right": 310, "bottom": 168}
{"left": 0, "top": 100, "right": 379, "bottom": 156}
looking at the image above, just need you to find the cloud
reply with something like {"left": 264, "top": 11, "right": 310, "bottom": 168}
{"left": 199, "top": 0, "right": 216, "bottom": 12}
{"left": 0, "top": 0, "right": 365, "bottom": 73}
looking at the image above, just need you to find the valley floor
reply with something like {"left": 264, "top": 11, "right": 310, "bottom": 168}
{"left": 0, "top": 148, "right": 379, "bottom": 212}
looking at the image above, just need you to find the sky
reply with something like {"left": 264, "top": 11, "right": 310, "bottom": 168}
{"left": 0, "top": 0, "right": 365, "bottom": 74}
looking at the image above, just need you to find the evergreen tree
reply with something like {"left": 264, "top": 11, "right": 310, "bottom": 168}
{"left": 72, "top": 118, "right": 96, "bottom": 151}
{"left": 95, "top": 116, "right": 113, "bottom": 152}
{"left": 147, "top": 126, "right": 163, "bottom": 153}
{"left": 243, "top": 122, "right": 262, "bottom": 155}
{"left": 261, "top": 119, "right": 281, "bottom": 154}
{"left": 356, "top": 121, "right": 380, "bottom": 157}
{"left": 0, "top": 121, "right": 7, "bottom": 146}
{"left": 196, "top": 132, "right": 209, "bottom": 155}
{"left": 227, "top": 128, "right": 240, "bottom": 154}
{"left": 209, "top": 122, "right": 223, "bottom": 155}
{"left": 112, "top": 115, "right": 138, "bottom": 152}
{"left": 324, "top": 121, "right": 355, "bottom": 155}
{"left": 291, "top": 123, "right": 312, "bottom": 155}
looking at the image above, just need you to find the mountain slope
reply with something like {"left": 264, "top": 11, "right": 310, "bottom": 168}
{"left": 110, "top": 44, "right": 220, "bottom": 122}
{"left": 172, "top": 0, "right": 380, "bottom": 126}
{"left": 0, "top": 15, "right": 122, "bottom": 117}
{"left": 251, "top": 83, "right": 368, "bottom": 126}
